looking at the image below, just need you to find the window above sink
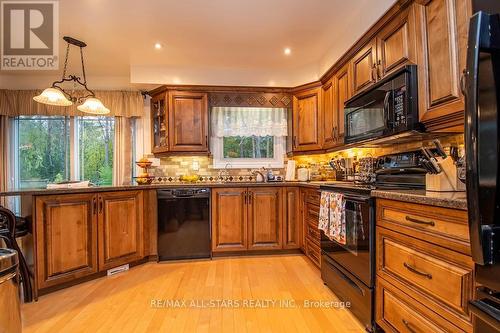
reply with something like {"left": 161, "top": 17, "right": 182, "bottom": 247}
{"left": 210, "top": 107, "right": 287, "bottom": 169}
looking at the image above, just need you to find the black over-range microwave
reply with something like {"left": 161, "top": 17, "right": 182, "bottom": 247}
{"left": 344, "top": 65, "right": 421, "bottom": 144}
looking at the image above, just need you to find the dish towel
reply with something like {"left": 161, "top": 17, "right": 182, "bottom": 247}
{"left": 318, "top": 191, "right": 346, "bottom": 245}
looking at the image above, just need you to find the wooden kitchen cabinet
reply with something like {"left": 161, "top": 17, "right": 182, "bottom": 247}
{"left": 149, "top": 89, "right": 209, "bottom": 155}
{"left": 352, "top": 39, "right": 378, "bottom": 96}
{"left": 376, "top": 4, "right": 418, "bottom": 79}
{"left": 375, "top": 198, "right": 474, "bottom": 332}
{"left": 211, "top": 188, "right": 248, "bottom": 252}
{"left": 151, "top": 92, "right": 169, "bottom": 154}
{"left": 168, "top": 91, "right": 209, "bottom": 152}
{"left": 351, "top": 4, "right": 418, "bottom": 97}
{"left": 416, "top": 0, "right": 471, "bottom": 131}
{"left": 212, "top": 186, "right": 293, "bottom": 252}
{"left": 292, "top": 87, "right": 323, "bottom": 151}
{"left": 34, "top": 190, "right": 146, "bottom": 291}
{"left": 248, "top": 187, "right": 283, "bottom": 250}
{"left": 334, "top": 62, "right": 352, "bottom": 143}
{"left": 283, "top": 187, "right": 301, "bottom": 249}
{"left": 98, "top": 191, "right": 144, "bottom": 271}
{"left": 322, "top": 79, "right": 337, "bottom": 149}
{"left": 35, "top": 193, "right": 98, "bottom": 290}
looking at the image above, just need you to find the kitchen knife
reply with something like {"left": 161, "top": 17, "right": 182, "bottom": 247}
{"left": 419, "top": 156, "right": 434, "bottom": 174}
{"left": 432, "top": 139, "right": 447, "bottom": 159}
{"left": 421, "top": 148, "right": 441, "bottom": 173}
{"left": 450, "top": 146, "right": 459, "bottom": 164}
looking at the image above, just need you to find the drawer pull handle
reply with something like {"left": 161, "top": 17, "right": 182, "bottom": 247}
{"left": 402, "top": 319, "right": 417, "bottom": 333}
{"left": 404, "top": 262, "right": 433, "bottom": 279}
{"left": 405, "top": 216, "right": 435, "bottom": 226}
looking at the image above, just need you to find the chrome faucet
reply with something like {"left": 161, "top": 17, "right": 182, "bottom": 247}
{"left": 251, "top": 167, "right": 267, "bottom": 183}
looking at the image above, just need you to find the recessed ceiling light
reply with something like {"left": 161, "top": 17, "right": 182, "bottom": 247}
{"left": 284, "top": 48, "right": 291, "bottom": 55}
{"left": 154, "top": 42, "right": 162, "bottom": 50}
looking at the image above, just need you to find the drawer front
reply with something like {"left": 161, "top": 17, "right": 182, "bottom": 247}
{"left": 305, "top": 189, "right": 321, "bottom": 205}
{"left": 305, "top": 238, "right": 321, "bottom": 268}
{"left": 377, "top": 199, "right": 470, "bottom": 254}
{"left": 306, "top": 221, "right": 321, "bottom": 244}
{"left": 377, "top": 227, "right": 474, "bottom": 329}
{"left": 305, "top": 202, "right": 319, "bottom": 225}
{"left": 377, "top": 277, "right": 466, "bottom": 333}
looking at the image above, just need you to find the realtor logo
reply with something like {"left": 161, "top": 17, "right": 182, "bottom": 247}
{"left": 1, "top": 0, "right": 59, "bottom": 70}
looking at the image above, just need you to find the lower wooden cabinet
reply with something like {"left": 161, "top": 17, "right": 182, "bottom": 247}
{"left": 211, "top": 186, "right": 301, "bottom": 253}
{"left": 211, "top": 188, "right": 248, "bottom": 252}
{"left": 98, "top": 191, "right": 144, "bottom": 271}
{"left": 376, "top": 198, "right": 474, "bottom": 333}
{"left": 35, "top": 193, "right": 98, "bottom": 290}
{"left": 377, "top": 277, "right": 467, "bottom": 333}
{"left": 283, "top": 187, "right": 301, "bottom": 249}
{"left": 34, "top": 191, "right": 145, "bottom": 291}
{"left": 300, "top": 188, "right": 321, "bottom": 267}
{"left": 247, "top": 187, "right": 283, "bottom": 250}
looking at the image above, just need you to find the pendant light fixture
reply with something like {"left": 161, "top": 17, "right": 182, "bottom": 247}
{"left": 33, "top": 36, "right": 110, "bottom": 115}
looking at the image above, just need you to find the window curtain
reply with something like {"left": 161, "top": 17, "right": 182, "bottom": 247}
{"left": 211, "top": 107, "right": 287, "bottom": 138}
{"left": 0, "top": 90, "right": 144, "bottom": 117}
{"left": 113, "top": 117, "right": 133, "bottom": 186}
{"left": 0, "top": 116, "right": 12, "bottom": 207}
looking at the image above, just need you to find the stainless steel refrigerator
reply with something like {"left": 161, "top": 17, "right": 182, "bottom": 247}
{"left": 465, "top": 2, "right": 500, "bottom": 332}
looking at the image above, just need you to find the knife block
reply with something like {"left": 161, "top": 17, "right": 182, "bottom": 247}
{"left": 426, "top": 157, "right": 466, "bottom": 192}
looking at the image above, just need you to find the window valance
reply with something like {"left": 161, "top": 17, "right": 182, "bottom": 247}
{"left": 0, "top": 90, "right": 144, "bottom": 117}
{"left": 211, "top": 107, "right": 288, "bottom": 138}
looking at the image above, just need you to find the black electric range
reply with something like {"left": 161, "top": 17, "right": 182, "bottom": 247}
{"left": 319, "top": 151, "right": 427, "bottom": 332}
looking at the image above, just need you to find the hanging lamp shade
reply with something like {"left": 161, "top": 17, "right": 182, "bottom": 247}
{"left": 76, "top": 97, "right": 110, "bottom": 115}
{"left": 33, "top": 88, "right": 73, "bottom": 106}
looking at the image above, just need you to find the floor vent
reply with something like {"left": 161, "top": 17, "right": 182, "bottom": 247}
{"left": 107, "top": 264, "right": 129, "bottom": 276}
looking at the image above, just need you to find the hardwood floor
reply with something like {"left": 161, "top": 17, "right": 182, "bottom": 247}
{"left": 22, "top": 255, "right": 364, "bottom": 333}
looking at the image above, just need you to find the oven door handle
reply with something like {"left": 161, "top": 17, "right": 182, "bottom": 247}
{"left": 344, "top": 195, "right": 371, "bottom": 203}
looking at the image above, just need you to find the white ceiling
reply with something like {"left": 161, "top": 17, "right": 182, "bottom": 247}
{"left": 0, "top": 0, "right": 396, "bottom": 89}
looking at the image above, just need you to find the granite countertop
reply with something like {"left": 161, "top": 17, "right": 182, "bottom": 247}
{"left": 0, "top": 181, "right": 468, "bottom": 210}
{"left": 371, "top": 189, "right": 467, "bottom": 210}
{"left": 0, "top": 181, "right": 322, "bottom": 197}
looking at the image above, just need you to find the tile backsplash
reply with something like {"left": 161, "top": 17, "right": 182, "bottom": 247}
{"left": 144, "top": 134, "right": 464, "bottom": 180}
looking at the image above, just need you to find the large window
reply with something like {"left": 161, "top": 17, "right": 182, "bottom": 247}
{"left": 14, "top": 116, "right": 116, "bottom": 188}
{"left": 78, "top": 117, "right": 114, "bottom": 186}
{"left": 16, "top": 116, "right": 70, "bottom": 188}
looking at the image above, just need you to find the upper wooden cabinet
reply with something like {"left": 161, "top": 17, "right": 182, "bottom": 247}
{"left": 98, "top": 191, "right": 144, "bottom": 271}
{"left": 322, "top": 62, "right": 352, "bottom": 149}
{"left": 35, "top": 193, "right": 98, "bottom": 290}
{"left": 292, "top": 87, "right": 323, "bottom": 151}
{"left": 351, "top": 4, "right": 418, "bottom": 97}
{"left": 352, "top": 40, "right": 378, "bottom": 96}
{"left": 416, "top": 0, "right": 471, "bottom": 131}
{"left": 322, "top": 79, "right": 336, "bottom": 149}
{"left": 334, "top": 63, "right": 352, "bottom": 143}
{"left": 150, "top": 90, "right": 209, "bottom": 155}
{"left": 151, "top": 93, "right": 169, "bottom": 154}
{"left": 168, "top": 91, "right": 209, "bottom": 152}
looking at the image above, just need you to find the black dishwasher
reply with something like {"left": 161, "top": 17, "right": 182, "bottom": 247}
{"left": 157, "top": 188, "right": 211, "bottom": 260}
